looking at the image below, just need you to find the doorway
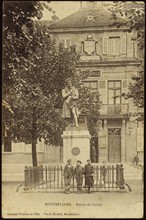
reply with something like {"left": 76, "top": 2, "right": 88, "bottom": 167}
{"left": 90, "top": 137, "right": 99, "bottom": 163}
{"left": 108, "top": 128, "right": 121, "bottom": 163}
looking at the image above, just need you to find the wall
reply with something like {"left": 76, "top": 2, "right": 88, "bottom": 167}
{"left": 52, "top": 29, "right": 136, "bottom": 58}
{"left": 44, "top": 145, "right": 63, "bottom": 163}
{"left": 126, "top": 121, "right": 137, "bottom": 163}
{"left": 137, "top": 122, "right": 144, "bottom": 162}
{"left": 2, "top": 141, "right": 63, "bottom": 182}
{"left": 2, "top": 141, "right": 63, "bottom": 165}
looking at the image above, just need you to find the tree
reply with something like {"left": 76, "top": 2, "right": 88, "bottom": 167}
{"left": 106, "top": 1, "right": 144, "bottom": 120}
{"left": 3, "top": 22, "right": 101, "bottom": 166}
{"left": 3, "top": 2, "right": 101, "bottom": 166}
{"left": 2, "top": 1, "right": 55, "bottom": 165}
{"left": 3, "top": 1, "right": 54, "bottom": 116}
{"left": 73, "top": 70, "right": 101, "bottom": 136}
{"left": 106, "top": 1, "right": 144, "bottom": 49}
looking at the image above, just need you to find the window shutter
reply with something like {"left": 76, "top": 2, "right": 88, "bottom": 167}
{"left": 60, "top": 39, "right": 65, "bottom": 47}
{"left": 99, "top": 80, "right": 107, "bottom": 104}
{"left": 121, "top": 36, "right": 126, "bottom": 54}
{"left": 95, "top": 41, "right": 98, "bottom": 54}
{"left": 123, "top": 80, "right": 127, "bottom": 88}
{"left": 103, "top": 36, "right": 108, "bottom": 54}
{"left": 81, "top": 41, "right": 84, "bottom": 54}
{"left": 66, "top": 39, "right": 70, "bottom": 48}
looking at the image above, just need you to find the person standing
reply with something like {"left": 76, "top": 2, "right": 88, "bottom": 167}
{"left": 91, "top": 145, "right": 97, "bottom": 163}
{"left": 74, "top": 160, "right": 84, "bottom": 194}
{"left": 64, "top": 159, "right": 74, "bottom": 194}
{"left": 133, "top": 153, "right": 139, "bottom": 167}
{"left": 84, "top": 159, "right": 94, "bottom": 193}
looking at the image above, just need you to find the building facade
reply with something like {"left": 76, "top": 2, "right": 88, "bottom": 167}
{"left": 48, "top": 1, "right": 144, "bottom": 164}
{"left": 2, "top": 2, "right": 144, "bottom": 175}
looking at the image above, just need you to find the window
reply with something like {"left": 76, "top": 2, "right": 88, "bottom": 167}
{"left": 108, "top": 81, "right": 121, "bottom": 104}
{"left": 84, "top": 81, "right": 98, "bottom": 91}
{"left": 109, "top": 37, "right": 120, "bottom": 55}
{"left": 103, "top": 36, "right": 127, "bottom": 55}
{"left": 60, "top": 39, "right": 65, "bottom": 46}
{"left": 60, "top": 39, "right": 71, "bottom": 48}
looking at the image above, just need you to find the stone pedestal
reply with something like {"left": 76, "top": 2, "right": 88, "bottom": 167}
{"left": 62, "top": 114, "right": 91, "bottom": 165}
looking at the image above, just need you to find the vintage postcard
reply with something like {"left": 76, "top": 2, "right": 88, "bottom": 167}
{"left": 2, "top": 1, "right": 144, "bottom": 218}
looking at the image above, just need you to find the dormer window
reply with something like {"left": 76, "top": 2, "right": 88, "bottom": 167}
{"left": 87, "top": 14, "right": 94, "bottom": 21}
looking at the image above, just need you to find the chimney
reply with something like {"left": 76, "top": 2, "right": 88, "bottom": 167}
{"left": 86, "top": 1, "right": 103, "bottom": 9}
{"left": 87, "top": 1, "right": 96, "bottom": 9}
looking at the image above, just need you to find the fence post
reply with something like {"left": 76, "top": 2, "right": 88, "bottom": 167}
{"left": 119, "top": 164, "right": 125, "bottom": 189}
{"left": 61, "top": 165, "right": 63, "bottom": 190}
{"left": 24, "top": 165, "right": 43, "bottom": 190}
{"left": 45, "top": 166, "right": 47, "bottom": 190}
{"left": 116, "top": 164, "right": 125, "bottom": 189}
{"left": 24, "top": 166, "right": 28, "bottom": 190}
{"left": 112, "top": 165, "right": 114, "bottom": 188}
{"left": 54, "top": 166, "right": 56, "bottom": 190}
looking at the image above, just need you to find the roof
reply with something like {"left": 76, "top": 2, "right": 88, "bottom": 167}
{"left": 49, "top": 8, "right": 126, "bottom": 29}
{"left": 35, "top": 20, "right": 55, "bottom": 27}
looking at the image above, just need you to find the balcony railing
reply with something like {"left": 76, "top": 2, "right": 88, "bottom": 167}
{"left": 101, "top": 104, "right": 129, "bottom": 116}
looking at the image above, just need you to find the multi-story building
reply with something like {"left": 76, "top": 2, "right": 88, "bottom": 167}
{"left": 2, "top": 1, "right": 144, "bottom": 182}
{"left": 48, "top": 1, "right": 144, "bottom": 164}
{"left": 2, "top": 2, "right": 144, "bottom": 182}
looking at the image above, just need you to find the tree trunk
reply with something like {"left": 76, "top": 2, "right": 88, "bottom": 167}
{"left": 31, "top": 107, "right": 38, "bottom": 166}
{"left": 32, "top": 138, "right": 37, "bottom": 166}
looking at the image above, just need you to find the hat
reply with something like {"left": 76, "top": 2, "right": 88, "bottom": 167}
{"left": 77, "top": 160, "right": 82, "bottom": 163}
{"left": 87, "top": 159, "right": 91, "bottom": 162}
{"left": 65, "top": 78, "right": 72, "bottom": 83}
{"left": 67, "top": 159, "right": 71, "bottom": 162}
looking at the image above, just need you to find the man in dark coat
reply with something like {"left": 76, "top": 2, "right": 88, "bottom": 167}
{"left": 84, "top": 159, "right": 94, "bottom": 193}
{"left": 64, "top": 159, "right": 74, "bottom": 194}
{"left": 91, "top": 145, "right": 97, "bottom": 163}
{"left": 74, "top": 160, "right": 84, "bottom": 194}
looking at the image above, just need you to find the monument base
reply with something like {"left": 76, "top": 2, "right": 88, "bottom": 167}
{"left": 62, "top": 126, "right": 91, "bottom": 165}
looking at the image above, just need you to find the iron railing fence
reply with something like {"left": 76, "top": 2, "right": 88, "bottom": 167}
{"left": 101, "top": 104, "right": 128, "bottom": 115}
{"left": 24, "top": 164, "right": 129, "bottom": 192}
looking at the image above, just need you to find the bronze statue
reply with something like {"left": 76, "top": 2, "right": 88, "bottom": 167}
{"left": 62, "top": 78, "right": 79, "bottom": 127}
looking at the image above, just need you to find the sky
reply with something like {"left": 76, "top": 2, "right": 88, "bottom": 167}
{"left": 42, "top": 1, "right": 81, "bottom": 20}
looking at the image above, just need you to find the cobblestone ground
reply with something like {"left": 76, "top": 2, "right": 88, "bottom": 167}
{"left": 2, "top": 179, "right": 143, "bottom": 218}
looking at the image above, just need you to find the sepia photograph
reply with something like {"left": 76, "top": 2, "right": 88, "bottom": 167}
{"left": 2, "top": 1, "right": 144, "bottom": 218}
